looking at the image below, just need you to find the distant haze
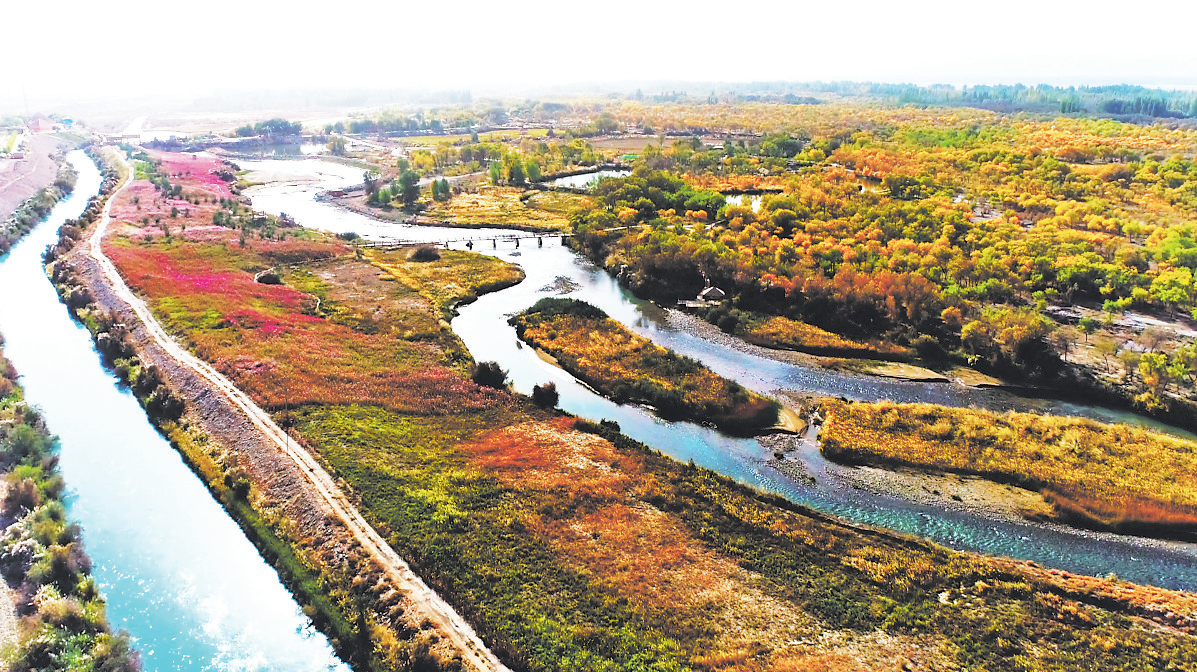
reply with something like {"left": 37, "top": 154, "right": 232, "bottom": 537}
{"left": 4, "top": 0, "right": 1196, "bottom": 117}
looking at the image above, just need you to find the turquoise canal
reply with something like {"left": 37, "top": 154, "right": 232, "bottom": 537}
{"left": 0, "top": 151, "right": 347, "bottom": 671}
{"left": 242, "top": 157, "right": 1197, "bottom": 592}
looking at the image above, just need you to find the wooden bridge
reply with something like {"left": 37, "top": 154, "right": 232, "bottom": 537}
{"left": 355, "top": 231, "right": 571, "bottom": 250}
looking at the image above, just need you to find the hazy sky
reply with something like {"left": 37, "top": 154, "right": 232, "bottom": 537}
{"left": 4, "top": 0, "right": 1197, "bottom": 115}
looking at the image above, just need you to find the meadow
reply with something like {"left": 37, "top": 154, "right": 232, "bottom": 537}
{"left": 296, "top": 403, "right": 1197, "bottom": 671}
{"left": 510, "top": 298, "right": 780, "bottom": 433}
{"left": 820, "top": 399, "right": 1197, "bottom": 534}
{"left": 419, "top": 186, "right": 583, "bottom": 231}
{"left": 700, "top": 308, "right": 911, "bottom": 360}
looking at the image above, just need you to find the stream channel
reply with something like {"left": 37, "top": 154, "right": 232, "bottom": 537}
{"left": 0, "top": 151, "right": 348, "bottom": 671}
{"left": 241, "top": 157, "right": 1197, "bottom": 593}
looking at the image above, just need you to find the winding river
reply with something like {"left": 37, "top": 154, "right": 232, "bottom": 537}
{"left": 0, "top": 151, "right": 348, "bottom": 672}
{"left": 240, "top": 156, "right": 1197, "bottom": 593}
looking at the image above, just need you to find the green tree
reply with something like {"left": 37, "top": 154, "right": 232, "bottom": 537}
{"left": 398, "top": 171, "right": 421, "bottom": 207}
{"left": 363, "top": 170, "right": 381, "bottom": 203}
{"left": 526, "top": 160, "right": 542, "bottom": 182}
{"left": 490, "top": 162, "right": 502, "bottom": 185}
{"left": 883, "top": 174, "right": 923, "bottom": 200}
{"left": 1077, "top": 316, "right": 1098, "bottom": 342}
{"left": 509, "top": 161, "right": 527, "bottom": 187}
{"left": 1150, "top": 266, "right": 1193, "bottom": 315}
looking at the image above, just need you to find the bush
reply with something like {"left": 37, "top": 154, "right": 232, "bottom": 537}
{"left": 145, "top": 386, "right": 184, "bottom": 420}
{"left": 912, "top": 334, "right": 948, "bottom": 362}
{"left": 472, "top": 361, "right": 509, "bottom": 389}
{"left": 531, "top": 382, "right": 559, "bottom": 408}
{"left": 517, "top": 298, "right": 609, "bottom": 322}
{"left": 408, "top": 245, "right": 441, "bottom": 262}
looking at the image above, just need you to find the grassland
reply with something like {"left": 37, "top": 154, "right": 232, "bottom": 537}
{"left": 511, "top": 298, "right": 780, "bottom": 433}
{"left": 295, "top": 405, "right": 1197, "bottom": 671}
{"left": 820, "top": 399, "right": 1197, "bottom": 535}
{"left": 739, "top": 314, "right": 910, "bottom": 360}
{"left": 365, "top": 247, "right": 524, "bottom": 318}
{"left": 421, "top": 186, "right": 585, "bottom": 231}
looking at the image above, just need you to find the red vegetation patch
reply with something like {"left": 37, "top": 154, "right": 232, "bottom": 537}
{"left": 105, "top": 244, "right": 309, "bottom": 311}
{"left": 463, "top": 418, "right": 640, "bottom": 492}
{"left": 106, "top": 234, "right": 506, "bottom": 414}
{"left": 109, "top": 151, "right": 236, "bottom": 232}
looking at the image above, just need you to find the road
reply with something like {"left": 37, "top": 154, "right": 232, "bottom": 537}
{"left": 88, "top": 150, "right": 510, "bottom": 672}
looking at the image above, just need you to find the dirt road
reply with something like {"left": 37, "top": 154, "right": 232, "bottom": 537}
{"left": 88, "top": 152, "right": 510, "bottom": 672}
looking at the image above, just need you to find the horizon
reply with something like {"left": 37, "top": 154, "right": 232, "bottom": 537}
{"left": 4, "top": 0, "right": 1196, "bottom": 119}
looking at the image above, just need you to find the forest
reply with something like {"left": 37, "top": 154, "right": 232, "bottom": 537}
{"left": 541, "top": 102, "right": 1197, "bottom": 417}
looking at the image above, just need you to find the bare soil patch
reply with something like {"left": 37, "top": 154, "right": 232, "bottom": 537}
{"left": 0, "top": 135, "right": 69, "bottom": 222}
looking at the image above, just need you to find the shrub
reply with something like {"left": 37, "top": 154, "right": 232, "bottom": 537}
{"left": 912, "top": 334, "right": 948, "bottom": 361}
{"left": 531, "top": 382, "right": 559, "bottom": 408}
{"left": 472, "top": 361, "right": 509, "bottom": 389}
{"left": 145, "top": 386, "right": 184, "bottom": 420}
{"left": 408, "top": 245, "right": 441, "bottom": 262}
{"left": 518, "top": 297, "right": 608, "bottom": 321}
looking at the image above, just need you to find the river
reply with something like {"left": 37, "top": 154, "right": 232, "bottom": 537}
{"left": 0, "top": 151, "right": 348, "bottom": 672}
{"left": 239, "top": 158, "right": 1197, "bottom": 592}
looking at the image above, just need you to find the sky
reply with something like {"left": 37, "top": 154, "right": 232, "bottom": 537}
{"left": 4, "top": 0, "right": 1197, "bottom": 116}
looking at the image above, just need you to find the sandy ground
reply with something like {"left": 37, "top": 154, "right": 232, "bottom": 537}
{"left": 0, "top": 134, "right": 69, "bottom": 223}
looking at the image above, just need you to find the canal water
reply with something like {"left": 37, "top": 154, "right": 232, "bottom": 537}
{"left": 240, "top": 158, "right": 1197, "bottom": 591}
{"left": 0, "top": 151, "right": 348, "bottom": 672}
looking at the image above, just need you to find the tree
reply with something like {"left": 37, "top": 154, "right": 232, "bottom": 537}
{"left": 1078, "top": 316, "right": 1098, "bottom": 342}
{"left": 431, "top": 178, "right": 451, "bottom": 202}
{"left": 509, "top": 161, "right": 526, "bottom": 187}
{"left": 328, "top": 136, "right": 347, "bottom": 156}
{"left": 526, "top": 160, "right": 542, "bottom": 182}
{"left": 1120, "top": 350, "right": 1141, "bottom": 383}
{"left": 398, "top": 170, "right": 420, "bottom": 207}
{"left": 1094, "top": 337, "right": 1119, "bottom": 373}
{"left": 1150, "top": 266, "right": 1193, "bottom": 316}
{"left": 490, "top": 163, "right": 502, "bottom": 185}
{"left": 363, "top": 170, "right": 381, "bottom": 202}
{"left": 1139, "top": 352, "right": 1170, "bottom": 392}
{"left": 1055, "top": 330, "right": 1075, "bottom": 363}
{"left": 883, "top": 174, "right": 923, "bottom": 200}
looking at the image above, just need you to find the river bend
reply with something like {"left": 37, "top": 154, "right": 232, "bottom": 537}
{"left": 240, "top": 158, "right": 1197, "bottom": 592}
